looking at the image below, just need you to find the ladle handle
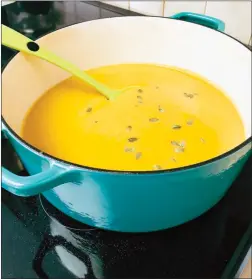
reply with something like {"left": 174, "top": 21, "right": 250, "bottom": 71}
{"left": 1, "top": 25, "right": 114, "bottom": 99}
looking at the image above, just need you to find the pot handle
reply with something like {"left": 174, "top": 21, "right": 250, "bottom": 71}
{"left": 1, "top": 124, "right": 73, "bottom": 197}
{"left": 2, "top": 165, "right": 72, "bottom": 197}
{"left": 170, "top": 12, "right": 225, "bottom": 32}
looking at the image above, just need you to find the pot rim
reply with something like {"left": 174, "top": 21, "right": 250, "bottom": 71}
{"left": 2, "top": 16, "right": 252, "bottom": 174}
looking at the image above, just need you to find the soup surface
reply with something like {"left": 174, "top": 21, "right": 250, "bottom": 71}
{"left": 22, "top": 64, "right": 245, "bottom": 171}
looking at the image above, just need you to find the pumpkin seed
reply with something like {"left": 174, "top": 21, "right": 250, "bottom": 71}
{"left": 136, "top": 152, "right": 142, "bottom": 160}
{"left": 149, "top": 117, "right": 159, "bottom": 123}
{"left": 126, "top": 125, "right": 132, "bottom": 132}
{"left": 128, "top": 137, "right": 138, "bottom": 143}
{"left": 86, "top": 107, "right": 92, "bottom": 113}
{"left": 187, "top": 120, "right": 194, "bottom": 125}
{"left": 171, "top": 140, "right": 179, "bottom": 146}
{"left": 175, "top": 147, "right": 184, "bottom": 153}
{"left": 200, "top": 137, "right": 205, "bottom": 143}
{"left": 179, "top": 140, "right": 186, "bottom": 148}
{"left": 125, "top": 147, "right": 135, "bottom": 153}
{"left": 158, "top": 105, "right": 165, "bottom": 113}
{"left": 153, "top": 164, "right": 162, "bottom": 170}
{"left": 171, "top": 140, "right": 185, "bottom": 148}
{"left": 172, "top": 124, "right": 182, "bottom": 130}
{"left": 184, "top": 93, "right": 194, "bottom": 99}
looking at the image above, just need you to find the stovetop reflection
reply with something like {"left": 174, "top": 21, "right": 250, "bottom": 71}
{"left": 35, "top": 194, "right": 225, "bottom": 278}
{"left": 25, "top": 192, "right": 228, "bottom": 278}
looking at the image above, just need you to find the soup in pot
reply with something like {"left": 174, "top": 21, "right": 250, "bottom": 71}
{"left": 22, "top": 64, "right": 245, "bottom": 171}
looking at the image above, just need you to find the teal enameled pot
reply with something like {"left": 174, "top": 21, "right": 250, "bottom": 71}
{"left": 2, "top": 13, "right": 251, "bottom": 232}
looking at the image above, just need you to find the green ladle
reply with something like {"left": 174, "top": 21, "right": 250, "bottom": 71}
{"left": 2, "top": 25, "right": 131, "bottom": 101}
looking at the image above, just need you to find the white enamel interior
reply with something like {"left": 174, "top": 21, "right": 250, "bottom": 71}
{"left": 2, "top": 17, "right": 251, "bottom": 140}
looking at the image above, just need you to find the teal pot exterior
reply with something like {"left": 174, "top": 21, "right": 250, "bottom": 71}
{"left": 2, "top": 123, "right": 251, "bottom": 232}
{"left": 1, "top": 12, "right": 251, "bottom": 232}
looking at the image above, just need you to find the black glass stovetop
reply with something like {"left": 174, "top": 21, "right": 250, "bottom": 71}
{"left": 1, "top": 2, "right": 252, "bottom": 278}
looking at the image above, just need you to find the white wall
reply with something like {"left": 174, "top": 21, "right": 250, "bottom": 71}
{"left": 102, "top": 1, "right": 252, "bottom": 45}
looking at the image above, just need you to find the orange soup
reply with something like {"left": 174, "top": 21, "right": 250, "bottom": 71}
{"left": 22, "top": 64, "right": 245, "bottom": 171}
